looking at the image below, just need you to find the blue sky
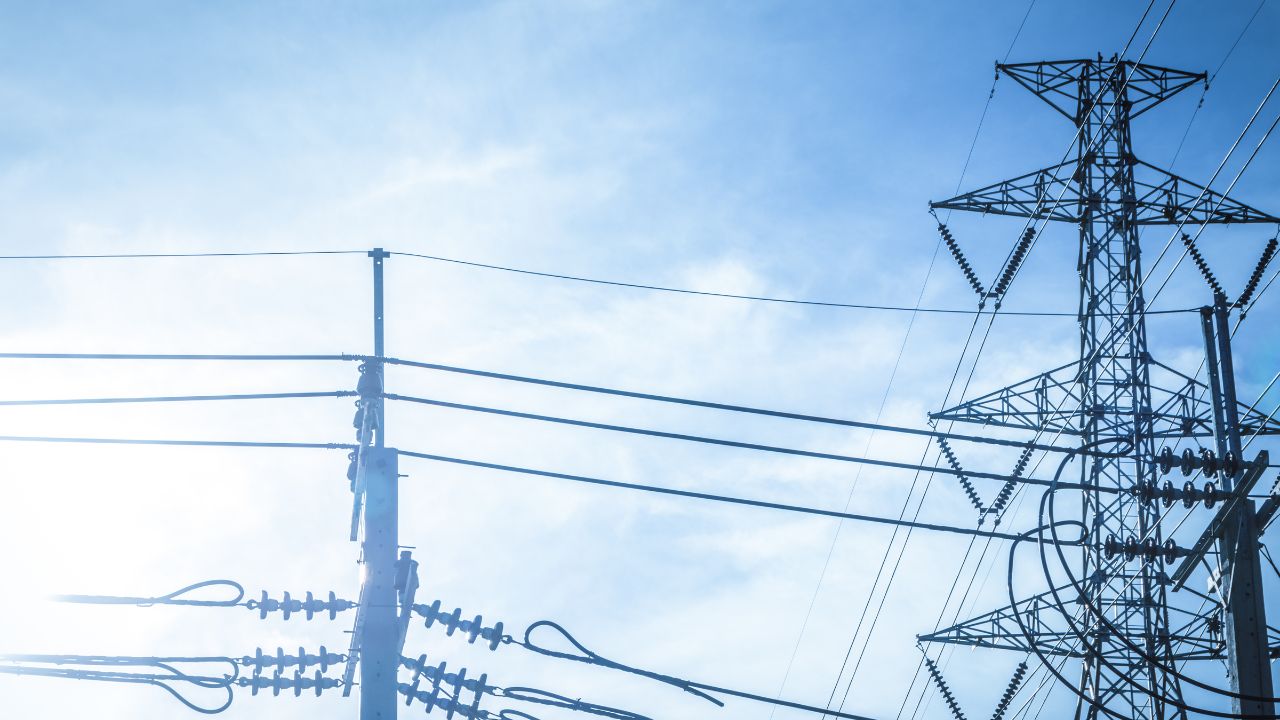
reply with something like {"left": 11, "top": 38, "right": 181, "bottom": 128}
{"left": 0, "top": 2, "right": 1278, "bottom": 719}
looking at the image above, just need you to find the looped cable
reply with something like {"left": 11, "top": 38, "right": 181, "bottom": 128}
{"left": 516, "top": 621, "right": 723, "bottom": 707}
{"left": 497, "top": 711, "right": 544, "bottom": 720}
{"left": 497, "top": 686, "right": 652, "bottom": 720}
{"left": 0, "top": 659, "right": 236, "bottom": 714}
{"left": 54, "top": 579, "right": 246, "bottom": 608}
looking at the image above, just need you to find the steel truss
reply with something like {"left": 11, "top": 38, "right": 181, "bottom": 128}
{"left": 921, "top": 56, "right": 1279, "bottom": 720}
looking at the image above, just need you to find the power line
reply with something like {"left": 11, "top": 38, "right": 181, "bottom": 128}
{"left": 0, "top": 250, "right": 365, "bottom": 260}
{"left": 392, "top": 250, "right": 1194, "bottom": 317}
{"left": 0, "top": 435, "right": 354, "bottom": 451}
{"left": 373, "top": 359, "right": 1077, "bottom": 452}
{"left": 384, "top": 392, "right": 1085, "bottom": 487}
{"left": 0, "top": 352, "right": 347, "bottom": 362}
{"left": 395, "top": 449, "right": 1077, "bottom": 544}
{"left": 0, "top": 350, "right": 1082, "bottom": 453}
{"left": 0, "top": 391, "right": 354, "bottom": 407}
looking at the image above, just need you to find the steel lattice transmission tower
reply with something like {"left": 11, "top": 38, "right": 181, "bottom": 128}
{"left": 922, "top": 57, "right": 1280, "bottom": 720}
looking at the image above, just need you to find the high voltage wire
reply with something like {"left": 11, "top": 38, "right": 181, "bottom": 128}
{"left": 0, "top": 351, "right": 1082, "bottom": 454}
{"left": 0, "top": 248, "right": 1196, "bottom": 317}
{"left": 1169, "top": 0, "right": 1267, "bottom": 167}
{"left": 0, "top": 430, "right": 1076, "bottom": 545}
{"left": 395, "top": 450, "right": 1070, "bottom": 544}
{"left": 0, "top": 250, "right": 366, "bottom": 260}
{"left": 391, "top": 250, "right": 1193, "bottom": 316}
{"left": 0, "top": 391, "right": 355, "bottom": 407}
{"left": 384, "top": 392, "right": 1084, "bottom": 486}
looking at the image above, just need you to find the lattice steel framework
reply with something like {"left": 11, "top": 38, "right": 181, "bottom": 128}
{"left": 925, "top": 57, "right": 1280, "bottom": 720}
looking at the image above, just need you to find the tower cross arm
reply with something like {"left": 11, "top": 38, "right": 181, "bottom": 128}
{"left": 929, "top": 161, "right": 1080, "bottom": 221}
{"left": 998, "top": 59, "right": 1204, "bottom": 121}
{"left": 1131, "top": 159, "right": 1280, "bottom": 224}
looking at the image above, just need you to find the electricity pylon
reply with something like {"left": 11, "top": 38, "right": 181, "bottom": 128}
{"left": 922, "top": 57, "right": 1280, "bottom": 720}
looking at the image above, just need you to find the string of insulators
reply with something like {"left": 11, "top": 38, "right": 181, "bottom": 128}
{"left": 983, "top": 447, "right": 1034, "bottom": 523}
{"left": 938, "top": 224, "right": 986, "bottom": 298}
{"left": 240, "top": 646, "right": 344, "bottom": 674}
{"left": 923, "top": 654, "right": 967, "bottom": 720}
{"left": 1236, "top": 237, "right": 1277, "bottom": 308}
{"left": 991, "top": 226, "right": 1036, "bottom": 299}
{"left": 245, "top": 590, "right": 356, "bottom": 620}
{"left": 989, "top": 662, "right": 1027, "bottom": 720}
{"left": 936, "top": 437, "right": 984, "bottom": 514}
{"left": 400, "top": 654, "right": 490, "bottom": 718}
{"left": 414, "top": 600, "right": 506, "bottom": 651}
{"left": 1102, "top": 534, "right": 1186, "bottom": 564}
{"left": 236, "top": 668, "right": 342, "bottom": 697}
{"left": 1155, "top": 446, "right": 1240, "bottom": 480}
{"left": 399, "top": 683, "right": 486, "bottom": 719}
{"left": 402, "top": 654, "right": 495, "bottom": 696}
{"left": 1181, "top": 233, "right": 1224, "bottom": 298}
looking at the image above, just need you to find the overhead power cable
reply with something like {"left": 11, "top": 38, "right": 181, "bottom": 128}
{"left": 385, "top": 392, "right": 1083, "bottom": 487}
{"left": 395, "top": 449, "right": 1085, "bottom": 544}
{"left": 0, "top": 352, "right": 346, "bottom": 362}
{"left": 0, "top": 391, "right": 355, "bottom": 407}
{"left": 0, "top": 350, "right": 1089, "bottom": 455}
{"left": 0, "top": 250, "right": 364, "bottom": 260}
{"left": 392, "top": 251, "right": 1193, "bottom": 317}
{"left": 372, "top": 360, "right": 1076, "bottom": 453}
{"left": 0, "top": 435, "right": 353, "bottom": 451}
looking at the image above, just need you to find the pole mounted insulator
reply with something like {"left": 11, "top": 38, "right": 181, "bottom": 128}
{"left": 1236, "top": 237, "right": 1278, "bottom": 308}
{"left": 1103, "top": 534, "right": 1185, "bottom": 564}
{"left": 1155, "top": 446, "right": 1238, "bottom": 482}
{"left": 399, "top": 654, "right": 489, "bottom": 718}
{"left": 241, "top": 646, "right": 344, "bottom": 674}
{"left": 413, "top": 599, "right": 506, "bottom": 651}
{"left": 238, "top": 668, "right": 342, "bottom": 698}
{"left": 246, "top": 590, "right": 355, "bottom": 620}
{"left": 938, "top": 224, "right": 987, "bottom": 299}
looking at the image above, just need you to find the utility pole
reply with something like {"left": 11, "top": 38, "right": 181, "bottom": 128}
{"left": 1201, "top": 294, "right": 1274, "bottom": 718}
{"left": 359, "top": 248, "right": 401, "bottom": 720}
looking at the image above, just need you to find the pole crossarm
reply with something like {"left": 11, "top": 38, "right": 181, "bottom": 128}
{"left": 929, "top": 358, "right": 1280, "bottom": 439}
{"left": 998, "top": 59, "right": 1203, "bottom": 122}
{"left": 929, "top": 158, "right": 1278, "bottom": 225}
{"left": 1171, "top": 451, "right": 1271, "bottom": 589}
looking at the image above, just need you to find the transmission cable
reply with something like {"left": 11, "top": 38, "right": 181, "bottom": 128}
{"left": 0, "top": 250, "right": 364, "bottom": 260}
